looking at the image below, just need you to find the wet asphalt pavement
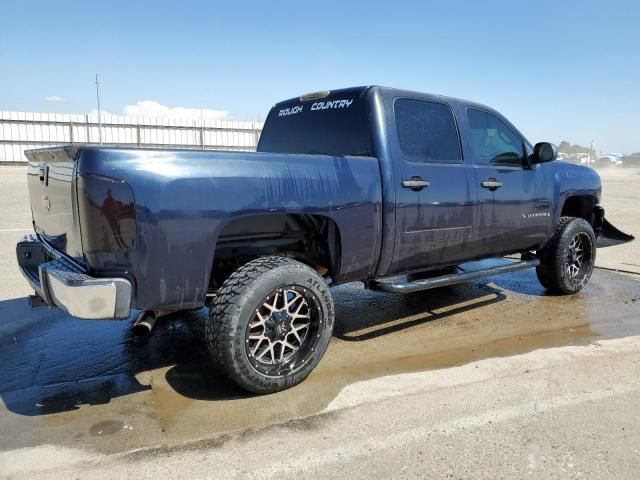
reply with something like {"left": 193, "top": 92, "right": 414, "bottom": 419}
{"left": 1, "top": 265, "right": 639, "bottom": 456}
{"left": 0, "top": 165, "right": 639, "bottom": 465}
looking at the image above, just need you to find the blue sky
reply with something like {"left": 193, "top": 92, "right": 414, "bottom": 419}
{"left": 1, "top": 0, "right": 638, "bottom": 152}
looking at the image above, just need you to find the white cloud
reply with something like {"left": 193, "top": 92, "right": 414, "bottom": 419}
{"left": 45, "top": 95, "right": 67, "bottom": 102}
{"left": 121, "top": 100, "right": 228, "bottom": 121}
{"left": 88, "top": 101, "right": 230, "bottom": 122}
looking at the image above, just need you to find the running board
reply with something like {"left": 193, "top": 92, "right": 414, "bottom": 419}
{"left": 368, "top": 258, "right": 541, "bottom": 294}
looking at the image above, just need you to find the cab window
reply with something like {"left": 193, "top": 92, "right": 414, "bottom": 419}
{"left": 394, "top": 98, "right": 462, "bottom": 164}
{"left": 467, "top": 108, "right": 524, "bottom": 166}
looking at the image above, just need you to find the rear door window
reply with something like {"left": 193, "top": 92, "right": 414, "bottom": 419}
{"left": 394, "top": 98, "right": 462, "bottom": 164}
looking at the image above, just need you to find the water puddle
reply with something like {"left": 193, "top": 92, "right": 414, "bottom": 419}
{"left": 0, "top": 265, "right": 638, "bottom": 453}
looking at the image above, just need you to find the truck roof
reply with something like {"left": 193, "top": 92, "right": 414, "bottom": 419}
{"left": 275, "top": 86, "right": 497, "bottom": 113}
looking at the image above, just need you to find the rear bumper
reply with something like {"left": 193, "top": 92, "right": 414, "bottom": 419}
{"left": 16, "top": 234, "right": 132, "bottom": 319}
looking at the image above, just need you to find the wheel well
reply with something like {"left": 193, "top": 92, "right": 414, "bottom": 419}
{"left": 209, "top": 214, "right": 341, "bottom": 289}
{"left": 561, "top": 196, "right": 597, "bottom": 225}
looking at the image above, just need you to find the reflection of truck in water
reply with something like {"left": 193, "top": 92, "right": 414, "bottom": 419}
{"left": 17, "top": 86, "right": 635, "bottom": 393}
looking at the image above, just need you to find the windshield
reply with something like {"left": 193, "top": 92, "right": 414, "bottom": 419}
{"left": 257, "top": 89, "right": 372, "bottom": 157}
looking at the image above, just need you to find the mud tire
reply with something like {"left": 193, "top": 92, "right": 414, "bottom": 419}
{"left": 205, "top": 256, "right": 334, "bottom": 393}
{"left": 536, "top": 216, "right": 596, "bottom": 294}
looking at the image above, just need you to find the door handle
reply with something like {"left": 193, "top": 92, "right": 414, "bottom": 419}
{"left": 402, "top": 177, "right": 430, "bottom": 191}
{"left": 481, "top": 178, "right": 503, "bottom": 190}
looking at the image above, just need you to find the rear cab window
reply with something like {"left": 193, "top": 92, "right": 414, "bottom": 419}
{"left": 257, "top": 88, "right": 372, "bottom": 157}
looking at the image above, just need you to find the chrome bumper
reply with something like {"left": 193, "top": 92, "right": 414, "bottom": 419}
{"left": 16, "top": 234, "right": 132, "bottom": 319}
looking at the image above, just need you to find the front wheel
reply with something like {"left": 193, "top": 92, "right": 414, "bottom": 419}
{"left": 536, "top": 217, "right": 596, "bottom": 294}
{"left": 206, "top": 256, "right": 334, "bottom": 393}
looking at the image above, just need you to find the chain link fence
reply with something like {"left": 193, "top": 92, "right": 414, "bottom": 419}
{"left": 0, "top": 111, "right": 263, "bottom": 163}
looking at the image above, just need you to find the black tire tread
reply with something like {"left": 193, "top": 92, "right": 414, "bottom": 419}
{"left": 536, "top": 216, "right": 595, "bottom": 294}
{"left": 206, "top": 256, "right": 298, "bottom": 369}
{"left": 205, "top": 256, "right": 333, "bottom": 393}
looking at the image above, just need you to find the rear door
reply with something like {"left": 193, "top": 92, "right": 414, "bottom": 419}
{"left": 389, "top": 97, "right": 478, "bottom": 274}
{"left": 463, "top": 107, "right": 553, "bottom": 255}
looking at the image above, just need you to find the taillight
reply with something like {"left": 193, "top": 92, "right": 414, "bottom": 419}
{"left": 77, "top": 173, "right": 136, "bottom": 252}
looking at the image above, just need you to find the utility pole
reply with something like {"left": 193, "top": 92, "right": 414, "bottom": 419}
{"left": 95, "top": 74, "right": 103, "bottom": 144}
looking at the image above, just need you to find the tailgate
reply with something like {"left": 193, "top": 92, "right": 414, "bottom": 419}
{"left": 25, "top": 146, "right": 84, "bottom": 262}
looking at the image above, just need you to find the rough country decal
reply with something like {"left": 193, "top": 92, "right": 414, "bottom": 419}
{"left": 279, "top": 105, "right": 303, "bottom": 117}
{"left": 278, "top": 98, "right": 355, "bottom": 117}
{"left": 311, "top": 99, "right": 354, "bottom": 111}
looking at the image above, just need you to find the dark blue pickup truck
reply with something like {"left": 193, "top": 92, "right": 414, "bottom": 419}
{"left": 17, "top": 86, "right": 633, "bottom": 392}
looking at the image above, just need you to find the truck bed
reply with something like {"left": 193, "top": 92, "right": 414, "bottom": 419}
{"left": 24, "top": 145, "right": 382, "bottom": 310}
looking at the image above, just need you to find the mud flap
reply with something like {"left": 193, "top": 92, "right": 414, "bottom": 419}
{"left": 596, "top": 218, "right": 635, "bottom": 248}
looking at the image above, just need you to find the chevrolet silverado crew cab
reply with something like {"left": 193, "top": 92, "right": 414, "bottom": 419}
{"left": 17, "top": 86, "right": 634, "bottom": 393}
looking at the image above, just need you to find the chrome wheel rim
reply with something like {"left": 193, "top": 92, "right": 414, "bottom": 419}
{"left": 566, "top": 232, "right": 593, "bottom": 284}
{"left": 245, "top": 286, "right": 321, "bottom": 376}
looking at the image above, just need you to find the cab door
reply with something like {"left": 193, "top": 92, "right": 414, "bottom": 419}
{"left": 389, "top": 97, "right": 478, "bottom": 274}
{"left": 463, "top": 107, "right": 554, "bottom": 255}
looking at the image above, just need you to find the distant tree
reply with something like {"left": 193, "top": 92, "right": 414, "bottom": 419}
{"left": 557, "top": 140, "right": 596, "bottom": 158}
{"left": 558, "top": 140, "right": 571, "bottom": 152}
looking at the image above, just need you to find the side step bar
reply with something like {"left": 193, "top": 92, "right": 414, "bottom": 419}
{"left": 367, "top": 258, "right": 540, "bottom": 294}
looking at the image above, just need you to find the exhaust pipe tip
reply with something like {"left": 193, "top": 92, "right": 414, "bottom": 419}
{"left": 132, "top": 310, "right": 158, "bottom": 337}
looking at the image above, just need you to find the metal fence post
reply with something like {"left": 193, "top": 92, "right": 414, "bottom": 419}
{"left": 69, "top": 121, "right": 74, "bottom": 143}
{"left": 85, "top": 114, "right": 91, "bottom": 143}
{"left": 136, "top": 124, "right": 141, "bottom": 146}
{"left": 254, "top": 126, "right": 261, "bottom": 148}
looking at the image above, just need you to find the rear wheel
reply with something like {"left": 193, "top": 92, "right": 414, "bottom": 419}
{"left": 536, "top": 217, "right": 596, "bottom": 294}
{"left": 206, "top": 256, "right": 334, "bottom": 393}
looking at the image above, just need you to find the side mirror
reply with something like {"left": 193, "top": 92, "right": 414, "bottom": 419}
{"left": 532, "top": 142, "right": 558, "bottom": 164}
